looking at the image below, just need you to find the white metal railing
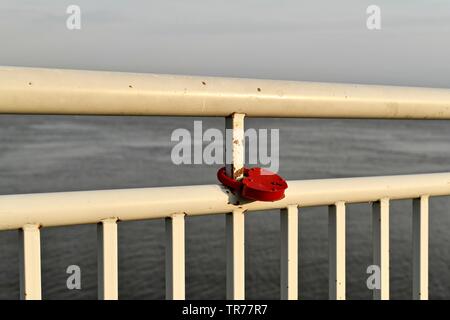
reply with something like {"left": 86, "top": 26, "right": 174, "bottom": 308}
{"left": 0, "top": 172, "right": 447, "bottom": 300}
{"left": 1, "top": 66, "right": 450, "bottom": 300}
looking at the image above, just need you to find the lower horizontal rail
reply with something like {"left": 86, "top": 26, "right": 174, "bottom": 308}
{"left": 1, "top": 172, "right": 450, "bottom": 230}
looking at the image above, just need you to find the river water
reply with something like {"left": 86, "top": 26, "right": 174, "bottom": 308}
{"left": 0, "top": 116, "right": 449, "bottom": 299}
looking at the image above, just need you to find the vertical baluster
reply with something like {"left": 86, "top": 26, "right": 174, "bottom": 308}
{"left": 413, "top": 196, "right": 429, "bottom": 300}
{"left": 329, "top": 201, "right": 346, "bottom": 300}
{"left": 226, "top": 208, "right": 245, "bottom": 300}
{"left": 225, "top": 112, "right": 246, "bottom": 300}
{"left": 98, "top": 218, "right": 118, "bottom": 300}
{"left": 165, "top": 213, "right": 185, "bottom": 300}
{"left": 372, "top": 198, "right": 390, "bottom": 300}
{"left": 280, "top": 205, "right": 298, "bottom": 300}
{"left": 19, "top": 224, "right": 42, "bottom": 300}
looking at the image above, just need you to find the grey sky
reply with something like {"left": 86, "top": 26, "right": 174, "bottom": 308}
{"left": 1, "top": 0, "right": 450, "bottom": 87}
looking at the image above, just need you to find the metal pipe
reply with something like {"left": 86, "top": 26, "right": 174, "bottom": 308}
{"left": 165, "top": 213, "right": 186, "bottom": 300}
{"left": 412, "top": 196, "right": 429, "bottom": 300}
{"left": 1, "top": 172, "right": 450, "bottom": 230}
{"left": 19, "top": 224, "right": 42, "bottom": 300}
{"left": 328, "top": 202, "right": 346, "bottom": 300}
{"left": 280, "top": 205, "right": 298, "bottom": 300}
{"left": 372, "top": 198, "right": 390, "bottom": 300}
{"left": 1, "top": 66, "right": 450, "bottom": 119}
{"left": 97, "top": 218, "right": 119, "bottom": 300}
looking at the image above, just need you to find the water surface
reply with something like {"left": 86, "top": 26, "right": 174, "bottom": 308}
{"left": 0, "top": 116, "right": 449, "bottom": 299}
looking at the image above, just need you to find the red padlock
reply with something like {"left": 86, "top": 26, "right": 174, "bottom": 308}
{"left": 217, "top": 167, "right": 288, "bottom": 202}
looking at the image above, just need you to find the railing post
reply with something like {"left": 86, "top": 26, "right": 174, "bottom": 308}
{"left": 329, "top": 201, "right": 346, "bottom": 300}
{"left": 280, "top": 205, "right": 298, "bottom": 300}
{"left": 226, "top": 209, "right": 245, "bottom": 300}
{"left": 19, "top": 224, "right": 42, "bottom": 300}
{"left": 225, "top": 113, "right": 246, "bottom": 300}
{"left": 97, "top": 218, "right": 118, "bottom": 300}
{"left": 372, "top": 198, "right": 390, "bottom": 300}
{"left": 165, "top": 213, "right": 186, "bottom": 300}
{"left": 413, "top": 196, "right": 429, "bottom": 300}
{"left": 225, "top": 113, "right": 245, "bottom": 180}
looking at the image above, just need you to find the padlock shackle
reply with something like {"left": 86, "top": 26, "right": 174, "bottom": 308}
{"left": 217, "top": 166, "right": 288, "bottom": 202}
{"left": 217, "top": 167, "right": 247, "bottom": 190}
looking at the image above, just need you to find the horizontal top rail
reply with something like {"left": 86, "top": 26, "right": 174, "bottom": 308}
{"left": 1, "top": 172, "right": 450, "bottom": 230}
{"left": 1, "top": 66, "right": 450, "bottom": 119}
